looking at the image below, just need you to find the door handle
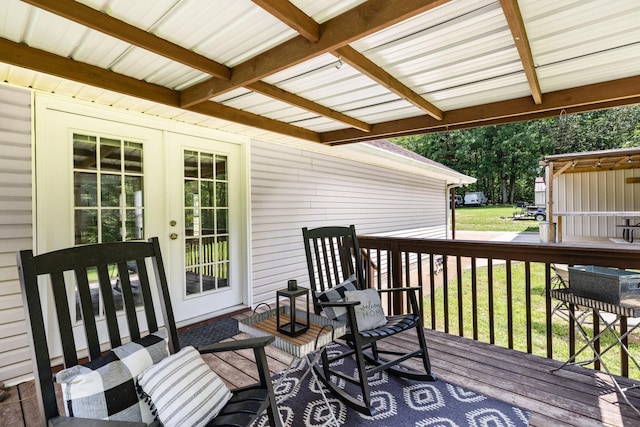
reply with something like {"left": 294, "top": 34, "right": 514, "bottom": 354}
{"left": 169, "top": 233, "right": 178, "bottom": 240}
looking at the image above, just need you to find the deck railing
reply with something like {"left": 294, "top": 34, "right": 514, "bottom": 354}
{"left": 357, "top": 235, "right": 640, "bottom": 378}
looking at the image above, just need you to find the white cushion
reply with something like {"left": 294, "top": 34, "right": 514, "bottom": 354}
{"left": 55, "top": 330, "right": 168, "bottom": 423}
{"left": 138, "top": 346, "right": 232, "bottom": 427}
{"left": 344, "top": 289, "right": 388, "bottom": 331}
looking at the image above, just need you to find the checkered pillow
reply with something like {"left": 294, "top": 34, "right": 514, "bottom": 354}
{"left": 137, "top": 346, "right": 232, "bottom": 427}
{"left": 56, "top": 330, "right": 168, "bottom": 423}
{"left": 315, "top": 274, "right": 358, "bottom": 322}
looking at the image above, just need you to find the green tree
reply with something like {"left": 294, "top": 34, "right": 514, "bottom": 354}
{"left": 394, "top": 105, "right": 639, "bottom": 203}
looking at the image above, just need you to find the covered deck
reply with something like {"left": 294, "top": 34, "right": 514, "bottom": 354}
{"left": 4, "top": 233, "right": 640, "bottom": 426}
{"left": 3, "top": 320, "right": 639, "bottom": 426}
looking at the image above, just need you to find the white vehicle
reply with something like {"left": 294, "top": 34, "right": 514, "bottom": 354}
{"left": 464, "top": 192, "right": 488, "bottom": 206}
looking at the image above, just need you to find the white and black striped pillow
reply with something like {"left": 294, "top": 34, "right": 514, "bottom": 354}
{"left": 137, "top": 346, "right": 232, "bottom": 427}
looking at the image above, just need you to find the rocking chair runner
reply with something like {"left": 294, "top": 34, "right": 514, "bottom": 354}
{"left": 302, "top": 225, "right": 437, "bottom": 416}
{"left": 17, "top": 237, "right": 282, "bottom": 427}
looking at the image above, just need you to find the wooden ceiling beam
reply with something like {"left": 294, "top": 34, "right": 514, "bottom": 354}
{"left": 246, "top": 81, "right": 371, "bottom": 131}
{"left": 553, "top": 161, "right": 573, "bottom": 178}
{"left": 333, "top": 46, "right": 443, "bottom": 120}
{"left": 321, "top": 75, "right": 640, "bottom": 144}
{"left": 252, "top": 0, "right": 320, "bottom": 42}
{"left": 186, "top": 101, "right": 320, "bottom": 142}
{"left": 180, "top": 0, "right": 453, "bottom": 107}
{"left": 0, "top": 37, "right": 179, "bottom": 106}
{"left": 0, "top": 37, "right": 321, "bottom": 142}
{"left": 23, "top": 0, "right": 231, "bottom": 80}
{"left": 615, "top": 156, "right": 631, "bottom": 166}
{"left": 499, "top": 0, "right": 542, "bottom": 104}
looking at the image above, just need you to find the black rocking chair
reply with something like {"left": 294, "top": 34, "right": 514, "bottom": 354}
{"left": 17, "top": 237, "right": 281, "bottom": 427}
{"left": 302, "top": 225, "right": 436, "bottom": 416}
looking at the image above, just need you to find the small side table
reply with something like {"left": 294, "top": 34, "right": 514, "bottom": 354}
{"left": 239, "top": 306, "right": 346, "bottom": 426}
{"left": 550, "top": 288, "right": 640, "bottom": 415}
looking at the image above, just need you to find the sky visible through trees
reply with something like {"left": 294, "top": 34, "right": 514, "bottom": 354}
{"left": 393, "top": 106, "right": 640, "bottom": 204}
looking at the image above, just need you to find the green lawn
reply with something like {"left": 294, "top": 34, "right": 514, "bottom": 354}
{"left": 454, "top": 204, "right": 541, "bottom": 232}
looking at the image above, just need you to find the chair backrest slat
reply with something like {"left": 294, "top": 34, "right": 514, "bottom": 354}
{"left": 138, "top": 257, "right": 160, "bottom": 335}
{"left": 97, "top": 264, "right": 122, "bottom": 348}
{"left": 50, "top": 271, "right": 78, "bottom": 367}
{"left": 75, "top": 268, "right": 102, "bottom": 360}
{"left": 117, "top": 260, "right": 141, "bottom": 342}
{"left": 17, "top": 237, "right": 178, "bottom": 422}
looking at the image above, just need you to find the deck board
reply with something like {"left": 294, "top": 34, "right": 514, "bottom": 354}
{"left": 4, "top": 319, "right": 640, "bottom": 427}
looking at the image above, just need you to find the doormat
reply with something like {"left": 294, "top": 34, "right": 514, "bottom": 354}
{"left": 177, "top": 317, "right": 239, "bottom": 348}
{"left": 252, "top": 343, "right": 530, "bottom": 426}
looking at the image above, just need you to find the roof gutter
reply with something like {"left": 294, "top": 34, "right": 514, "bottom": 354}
{"left": 351, "top": 143, "right": 476, "bottom": 186}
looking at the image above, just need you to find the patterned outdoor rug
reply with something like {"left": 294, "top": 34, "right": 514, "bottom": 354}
{"left": 177, "top": 317, "right": 239, "bottom": 348}
{"left": 252, "top": 343, "right": 530, "bottom": 427}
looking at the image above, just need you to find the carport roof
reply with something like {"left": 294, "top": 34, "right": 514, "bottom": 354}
{"left": 1, "top": 0, "right": 639, "bottom": 146}
{"left": 541, "top": 147, "right": 640, "bottom": 175}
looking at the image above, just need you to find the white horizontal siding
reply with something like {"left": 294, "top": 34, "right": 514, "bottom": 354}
{"left": 553, "top": 169, "right": 640, "bottom": 239}
{"left": 0, "top": 84, "right": 33, "bottom": 386}
{"left": 250, "top": 139, "right": 447, "bottom": 304}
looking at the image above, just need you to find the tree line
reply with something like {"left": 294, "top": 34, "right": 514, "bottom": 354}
{"left": 393, "top": 105, "right": 640, "bottom": 204}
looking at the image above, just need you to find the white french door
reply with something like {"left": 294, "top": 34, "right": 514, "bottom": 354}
{"left": 35, "top": 109, "right": 165, "bottom": 350}
{"left": 165, "top": 132, "right": 246, "bottom": 324}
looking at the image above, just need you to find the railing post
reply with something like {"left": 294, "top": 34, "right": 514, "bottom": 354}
{"left": 390, "top": 240, "right": 403, "bottom": 315}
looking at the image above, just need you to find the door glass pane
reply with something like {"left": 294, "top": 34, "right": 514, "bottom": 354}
{"left": 183, "top": 149, "right": 231, "bottom": 296}
{"left": 100, "top": 138, "right": 121, "bottom": 172}
{"left": 72, "top": 133, "right": 145, "bottom": 318}
{"left": 184, "top": 180, "right": 198, "bottom": 207}
{"left": 216, "top": 156, "right": 227, "bottom": 180}
{"left": 201, "top": 209, "right": 214, "bottom": 236}
{"left": 73, "top": 135, "right": 97, "bottom": 170}
{"left": 125, "top": 209, "right": 143, "bottom": 241}
{"left": 200, "top": 182, "right": 214, "bottom": 207}
{"left": 216, "top": 209, "right": 228, "bottom": 235}
{"left": 125, "top": 176, "right": 143, "bottom": 207}
{"left": 101, "top": 209, "right": 121, "bottom": 242}
{"left": 124, "top": 141, "right": 143, "bottom": 173}
{"left": 101, "top": 174, "right": 122, "bottom": 207}
{"left": 74, "top": 172, "right": 97, "bottom": 207}
{"left": 184, "top": 150, "right": 198, "bottom": 178}
{"left": 216, "top": 182, "right": 227, "bottom": 207}
{"left": 201, "top": 153, "right": 214, "bottom": 179}
{"left": 75, "top": 209, "right": 98, "bottom": 245}
{"left": 202, "top": 236, "right": 216, "bottom": 292}
{"left": 217, "top": 236, "right": 229, "bottom": 289}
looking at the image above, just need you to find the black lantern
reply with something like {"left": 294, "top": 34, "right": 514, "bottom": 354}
{"left": 276, "top": 280, "right": 310, "bottom": 337}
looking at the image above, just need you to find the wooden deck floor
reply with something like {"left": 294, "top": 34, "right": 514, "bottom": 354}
{"left": 3, "top": 317, "right": 640, "bottom": 426}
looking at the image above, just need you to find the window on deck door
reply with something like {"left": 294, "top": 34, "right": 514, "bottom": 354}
{"left": 72, "top": 133, "right": 145, "bottom": 319}
{"left": 183, "top": 150, "right": 230, "bottom": 296}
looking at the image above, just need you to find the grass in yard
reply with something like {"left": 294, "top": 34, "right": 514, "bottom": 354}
{"left": 424, "top": 261, "right": 640, "bottom": 379}
{"left": 454, "top": 204, "right": 541, "bottom": 232}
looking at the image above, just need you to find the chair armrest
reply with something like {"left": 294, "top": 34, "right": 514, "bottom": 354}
{"left": 377, "top": 286, "right": 420, "bottom": 294}
{"left": 49, "top": 416, "right": 147, "bottom": 426}
{"left": 318, "top": 300, "right": 361, "bottom": 308}
{"left": 197, "top": 335, "right": 275, "bottom": 354}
